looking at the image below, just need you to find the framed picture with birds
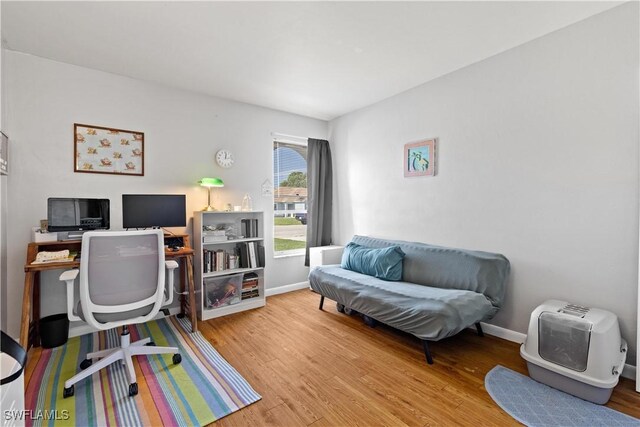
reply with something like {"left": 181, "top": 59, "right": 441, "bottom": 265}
{"left": 404, "top": 138, "right": 437, "bottom": 177}
{"left": 74, "top": 123, "right": 144, "bottom": 176}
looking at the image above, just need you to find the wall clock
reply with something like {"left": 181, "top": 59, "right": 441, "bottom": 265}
{"left": 216, "top": 149, "right": 234, "bottom": 168}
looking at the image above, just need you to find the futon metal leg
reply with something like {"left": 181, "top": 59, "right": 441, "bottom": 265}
{"left": 319, "top": 295, "right": 325, "bottom": 310}
{"left": 475, "top": 323, "right": 484, "bottom": 337}
{"left": 422, "top": 340, "right": 434, "bottom": 365}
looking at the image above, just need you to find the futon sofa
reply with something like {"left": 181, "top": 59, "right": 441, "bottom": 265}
{"left": 308, "top": 235, "right": 510, "bottom": 364}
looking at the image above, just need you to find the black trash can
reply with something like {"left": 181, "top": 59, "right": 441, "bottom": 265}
{"left": 39, "top": 313, "right": 69, "bottom": 348}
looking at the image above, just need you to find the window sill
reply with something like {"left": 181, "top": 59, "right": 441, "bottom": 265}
{"left": 274, "top": 251, "right": 305, "bottom": 259}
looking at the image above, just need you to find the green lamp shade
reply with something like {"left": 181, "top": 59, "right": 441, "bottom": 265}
{"left": 199, "top": 177, "right": 224, "bottom": 188}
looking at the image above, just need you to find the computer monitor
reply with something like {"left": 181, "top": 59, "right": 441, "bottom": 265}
{"left": 122, "top": 194, "right": 186, "bottom": 229}
{"left": 47, "top": 198, "right": 110, "bottom": 232}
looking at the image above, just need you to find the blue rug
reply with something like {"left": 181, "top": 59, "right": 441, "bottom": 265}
{"left": 485, "top": 365, "right": 640, "bottom": 427}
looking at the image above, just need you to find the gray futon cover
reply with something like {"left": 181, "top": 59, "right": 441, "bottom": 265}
{"left": 309, "top": 235, "right": 510, "bottom": 341}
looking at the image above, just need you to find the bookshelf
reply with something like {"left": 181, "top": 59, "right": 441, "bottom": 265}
{"left": 194, "top": 211, "right": 266, "bottom": 320}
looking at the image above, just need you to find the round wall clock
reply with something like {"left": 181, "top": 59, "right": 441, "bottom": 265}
{"left": 216, "top": 149, "right": 234, "bottom": 168}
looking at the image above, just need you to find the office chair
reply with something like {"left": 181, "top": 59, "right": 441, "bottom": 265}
{"left": 59, "top": 230, "right": 181, "bottom": 398}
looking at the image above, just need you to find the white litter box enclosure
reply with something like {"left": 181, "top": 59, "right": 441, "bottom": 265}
{"left": 520, "top": 300, "right": 627, "bottom": 404}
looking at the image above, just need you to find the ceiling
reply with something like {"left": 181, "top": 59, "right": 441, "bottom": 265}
{"left": 1, "top": 1, "right": 622, "bottom": 120}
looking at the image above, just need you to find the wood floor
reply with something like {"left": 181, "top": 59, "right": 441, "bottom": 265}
{"left": 24, "top": 289, "right": 639, "bottom": 426}
{"left": 200, "top": 290, "right": 640, "bottom": 426}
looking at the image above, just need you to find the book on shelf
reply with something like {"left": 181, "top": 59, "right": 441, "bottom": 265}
{"left": 242, "top": 273, "right": 259, "bottom": 291}
{"left": 204, "top": 248, "right": 242, "bottom": 273}
{"left": 215, "top": 250, "right": 225, "bottom": 271}
{"left": 251, "top": 219, "right": 258, "bottom": 238}
{"left": 237, "top": 243, "right": 248, "bottom": 268}
{"left": 248, "top": 242, "right": 257, "bottom": 268}
{"left": 203, "top": 235, "right": 228, "bottom": 243}
{"left": 204, "top": 230, "right": 226, "bottom": 236}
{"left": 241, "top": 290, "right": 260, "bottom": 300}
{"left": 232, "top": 242, "right": 265, "bottom": 269}
{"left": 241, "top": 274, "right": 259, "bottom": 298}
{"left": 258, "top": 244, "right": 265, "bottom": 268}
{"left": 235, "top": 244, "right": 243, "bottom": 268}
{"left": 203, "top": 249, "right": 213, "bottom": 273}
{"left": 240, "top": 218, "right": 259, "bottom": 238}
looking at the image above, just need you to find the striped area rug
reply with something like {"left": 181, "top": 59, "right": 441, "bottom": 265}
{"left": 25, "top": 317, "right": 261, "bottom": 426}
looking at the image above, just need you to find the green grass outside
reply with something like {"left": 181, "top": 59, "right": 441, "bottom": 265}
{"left": 274, "top": 238, "right": 306, "bottom": 252}
{"left": 274, "top": 217, "right": 302, "bottom": 226}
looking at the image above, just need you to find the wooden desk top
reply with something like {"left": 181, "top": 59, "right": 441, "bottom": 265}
{"left": 165, "top": 247, "right": 194, "bottom": 257}
{"left": 25, "top": 234, "right": 193, "bottom": 272}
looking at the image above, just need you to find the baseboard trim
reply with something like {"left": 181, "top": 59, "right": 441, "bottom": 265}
{"left": 478, "top": 322, "right": 637, "bottom": 381}
{"left": 265, "top": 281, "right": 309, "bottom": 297}
{"left": 479, "top": 322, "right": 526, "bottom": 344}
{"left": 622, "top": 363, "right": 636, "bottom": 381}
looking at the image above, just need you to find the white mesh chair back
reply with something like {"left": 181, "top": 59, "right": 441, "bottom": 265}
{"left": 78, "top": 230, "right": 166, "bottom": 330}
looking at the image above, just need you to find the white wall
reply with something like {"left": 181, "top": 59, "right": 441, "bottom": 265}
{"left": 0, "top": 4, "right": 7, "bottom": 334}
{"left": 329, "top": 3, "right": 639, "bottom": 363}
{"left": 3, "top": 50, "right": 326, "bottom": 338}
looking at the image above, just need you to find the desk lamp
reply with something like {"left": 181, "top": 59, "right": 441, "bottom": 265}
{"left": 199, "top": 177, "right": 224, "bottom": 211}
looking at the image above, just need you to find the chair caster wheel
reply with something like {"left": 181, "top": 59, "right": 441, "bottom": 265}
{"left": 129, "top": 383, "right": 138, "bottom": 396}
{"left": 344, "top": 307, "right": 356, "bottom": 316}
{"left": 80, "top": 359, "right": 93, "bottom": 370}
{"left": 145, "top": 341, "right": 156, "bottom": 346}
{"left": 63, "top": 386, "right": 74, "bottom": 398}
{"left": 336, "top": 303, "right": 345, "bottom": 313}
{"left": 173, "top": 354, "right": 182, "bottom": 365}
{"left": 363, "top": 315, "right": 377, "bottom": 328}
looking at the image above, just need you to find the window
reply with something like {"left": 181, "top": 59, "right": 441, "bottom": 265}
{"left": 273, "top": 140, "right": 307, "bottom": 256}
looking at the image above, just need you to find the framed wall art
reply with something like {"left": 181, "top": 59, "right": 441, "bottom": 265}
{"left": 404, "top": 138, "right": 437, "bottom": 177}
{"left": 74, "top": 123, "right": 144, "bottom": 176}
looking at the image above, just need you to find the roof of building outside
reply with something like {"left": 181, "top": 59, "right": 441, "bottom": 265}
{"left": 274, "top": 187, "right": 307, "bottom": 203}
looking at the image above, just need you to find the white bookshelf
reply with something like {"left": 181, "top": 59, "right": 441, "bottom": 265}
{"left": 194, "top": 211, "right": 266, "bottom": 320}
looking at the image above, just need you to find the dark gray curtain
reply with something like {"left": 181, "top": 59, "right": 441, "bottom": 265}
{"left": 305, "top": 138, "right": 333, "bottom": 266}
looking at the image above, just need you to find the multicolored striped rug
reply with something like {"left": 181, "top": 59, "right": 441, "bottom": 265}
{"left": 25, "top": 317, "right": 261, "bottom": 426}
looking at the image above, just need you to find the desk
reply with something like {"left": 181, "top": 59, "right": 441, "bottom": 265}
{"left": 21, "top": 234, "right": 197, "bottom": 349}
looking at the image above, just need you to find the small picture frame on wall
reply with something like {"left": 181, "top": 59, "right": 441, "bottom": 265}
{"left": 404, "top": 138, "right": 437, "bottom": 177}
{"left": 74, "top": 123, "right": 144, "bottom": 176}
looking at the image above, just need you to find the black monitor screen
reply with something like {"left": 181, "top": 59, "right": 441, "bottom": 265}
{"left": 48, "top": 198, "right": 110, "bottom": 231}
{"left": 122, "top": 194, "right": 186, "bottom": 228}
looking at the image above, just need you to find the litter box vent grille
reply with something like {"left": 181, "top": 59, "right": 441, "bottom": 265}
{"left": 559, "top": 304, "right": 590, "bottom": 317}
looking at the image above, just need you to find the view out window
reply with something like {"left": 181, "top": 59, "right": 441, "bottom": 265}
{"left": 273, "top": 140, "right": 307, "bottom": 256}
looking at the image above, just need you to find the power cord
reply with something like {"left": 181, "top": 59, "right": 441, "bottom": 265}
{"left": 162, "top": 227, "right": 177, "bottom": 236}
{"left": 166, "top": 266, "right": 189, "bottom": 295}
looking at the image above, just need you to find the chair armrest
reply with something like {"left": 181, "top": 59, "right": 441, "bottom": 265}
{"left": 59, "top": 269, "right": 81, "bottom": 322}
{"left": 309, "top": 245, "right": 345, "bottom": 269}
{"left": 59, "top": 269, "right": 79, "bottom": 282}
{"left": 163, "top": 260, "right": 179, "bottom": 305}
